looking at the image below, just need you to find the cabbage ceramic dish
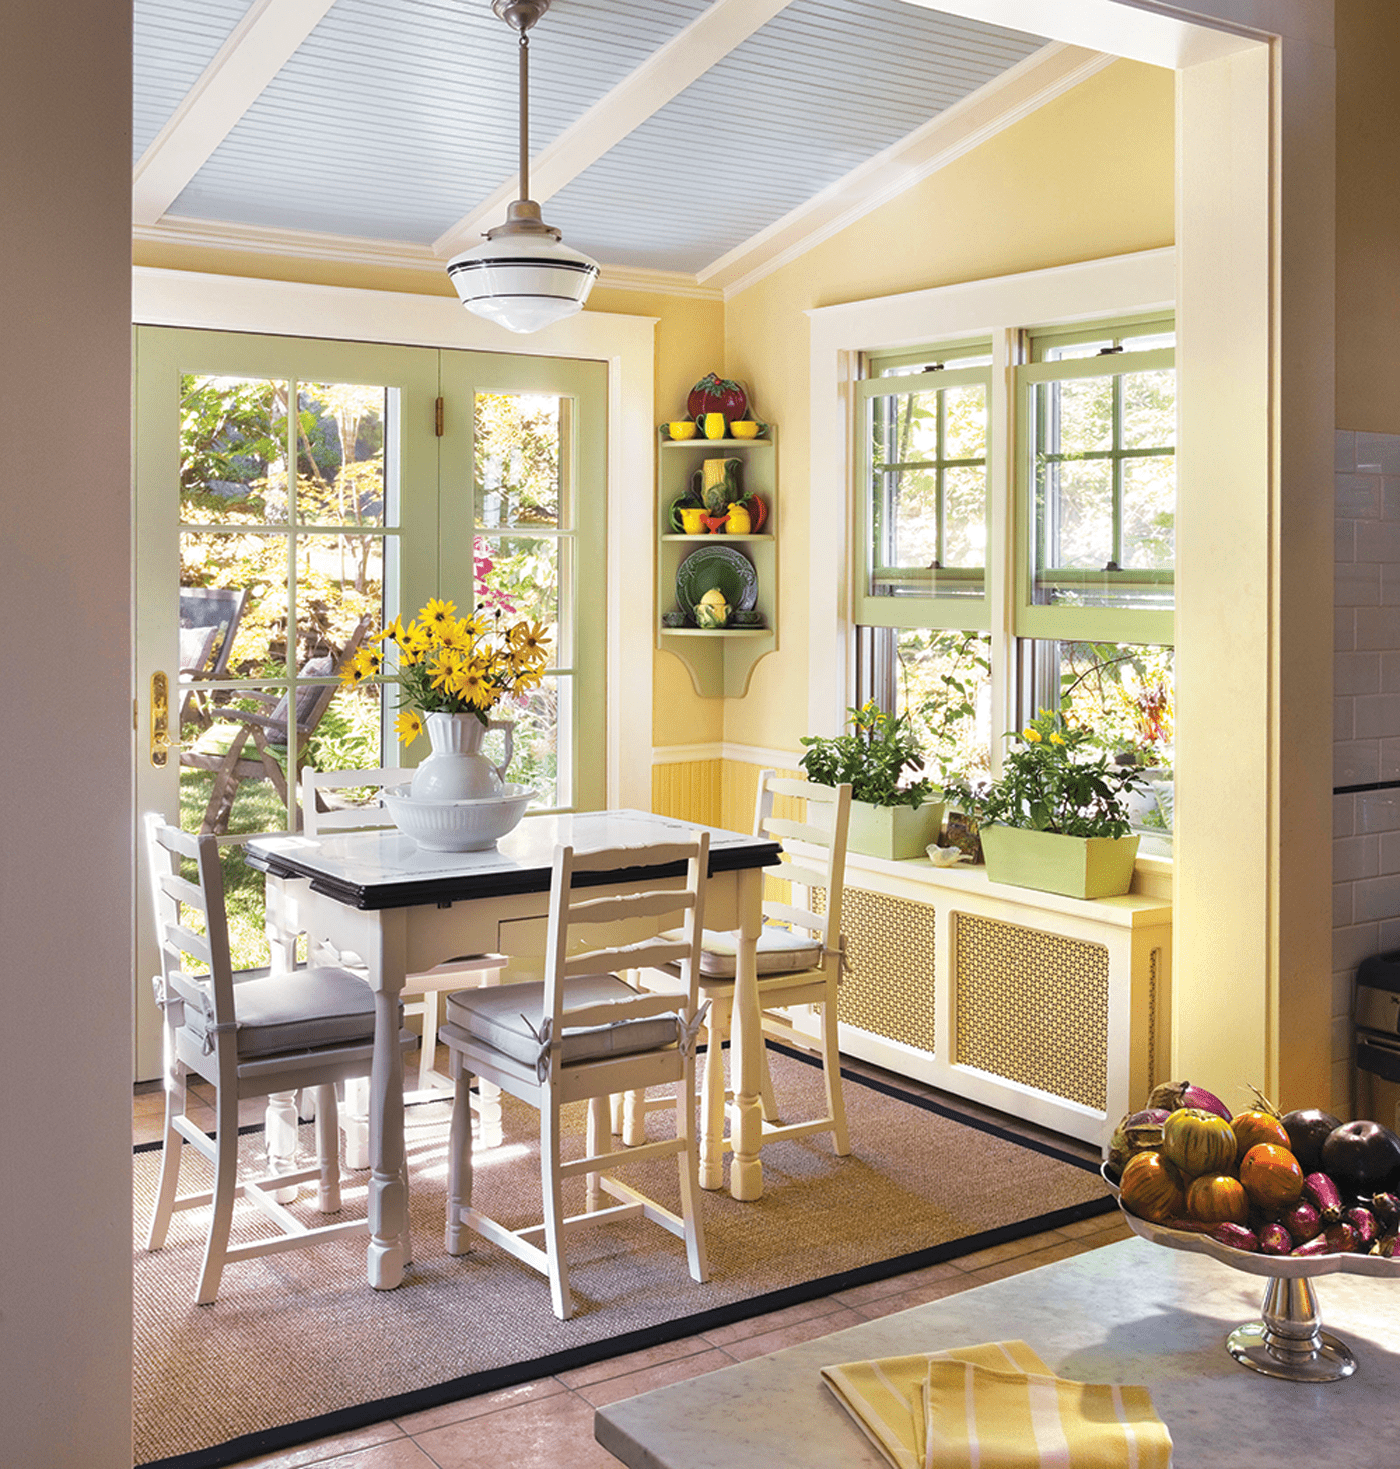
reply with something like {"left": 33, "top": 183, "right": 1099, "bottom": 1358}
{"left": 381, "top": 783, "right": 535, "bottom": 852}
{"left": 1102, "top": 1162, "right": 1400, "bottom": 1381}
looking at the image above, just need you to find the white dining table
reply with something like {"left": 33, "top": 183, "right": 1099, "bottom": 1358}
{"left": 246, "top": 808, "right": 781, "bottom": 1290}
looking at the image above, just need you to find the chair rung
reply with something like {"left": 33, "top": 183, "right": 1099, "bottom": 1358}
{"left": 222, "top": 1216, "right": 366, "bottom": 1263}
{"left": 599, "top": 1176, "right": 686, "bottom": 1238}
{"left": 518, "top": 1200, "right": 645, "bottom": 1242}
{"left": 458, "top": 1207, "right": 551, "bottom": 1274}
{"left": 558, "top": 1135, "right": 684, "bottom": 1177}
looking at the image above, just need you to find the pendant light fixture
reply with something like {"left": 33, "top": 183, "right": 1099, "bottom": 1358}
{"left": 447, "top": 0, "right": 599, "bottom": 333}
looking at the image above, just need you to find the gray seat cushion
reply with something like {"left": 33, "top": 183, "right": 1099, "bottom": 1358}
{"left": 446, "top": 974, "right": 679, "bottom": 1069}
{"left": 660, "top": 923, "right": 825, "bottom": 980}
{"left": 184, "top": 966, "right": 377, "bottom": 1058}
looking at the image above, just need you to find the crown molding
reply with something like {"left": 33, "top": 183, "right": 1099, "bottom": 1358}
{"left": 705, "top": 44, "right": 1119, "bottom": 300}
{"left": 134, "top": 216, "right": 718, "bottom": 299}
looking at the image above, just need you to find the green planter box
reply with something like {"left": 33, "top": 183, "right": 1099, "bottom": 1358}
{"left": 846, "top": 800, "right": 945, "bottom": 861}
{"left": 980, "top": 825, "right": 1140, "bottom": 899}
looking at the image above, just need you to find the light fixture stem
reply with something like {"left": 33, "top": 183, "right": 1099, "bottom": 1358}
{"left": 518, "top": 30, "right": 530, "bottom": 203}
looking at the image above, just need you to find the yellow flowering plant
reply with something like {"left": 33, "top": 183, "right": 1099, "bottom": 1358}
{"left": 341, "top": 597, "right": 551, "bottom": 744}
{"left": 947, "top": 709, "right": 1143, "bottom": 838}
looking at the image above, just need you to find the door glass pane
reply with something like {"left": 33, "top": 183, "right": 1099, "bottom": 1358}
{"left": 294, "top": 532, "right": 384, "bottom": 657}
{"left": 179, "top": 683, "right": 294, "bottom": 836}
{"left": 179, "top": 530, "right": 288, "bottom": 684}
{"left": 506, "top": 676, "right": 564, "bottom": 809}
{"left": 179, "top": 374, "right": 288, "bottom": 525}
{"left": 295, "top": 382, "right": 387, "bottom": 528}
{"left": 474, "top": 392, "right": 563, "bottom": 529}
{"left": 473, "top": 535, "right": 560, "bottom": 651}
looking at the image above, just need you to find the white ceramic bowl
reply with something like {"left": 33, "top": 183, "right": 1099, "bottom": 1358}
{"left": 381, "top": 783, "right": 535, "bottom": 852}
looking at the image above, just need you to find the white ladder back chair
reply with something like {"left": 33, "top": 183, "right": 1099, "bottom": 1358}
{"left": 142, "top": 812, "right": 412, "bottom": 1305}
{"left": 302, "top": 766, "right": 505, "bottom": 1103}
{"left": 626, "top": 772, "right": 853, "bottom": 1184}
{"left": 441, "top": 833, "right": 711, "bottom": 1321}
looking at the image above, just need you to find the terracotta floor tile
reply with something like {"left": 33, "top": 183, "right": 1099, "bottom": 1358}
{"left": 414, "top": 1391, "right": 625, "bottom": 1469}
{"left": 831, "top": 1259, "right": 964, "bottom": 1310}
{"left": 574, "top": 1347, "right": 736, "bottom": 1408}
{"left": 1055, "top": 1212, "right": 1122, "bottom": 1240}
{"left": 951, "top": 1230, "right": 1065, "bottom": 1272}
{"left": 230, "top": 1422, "right": 408, "bottom": 1468}
{"left": 393, "top": 1377, "right": 567, "bottom": 1435}
{"left": 557, "top": 1333, "right": 717, "bottom": 1389}
{"left": 699, "top": 1294, "right": 846, "bottom": 1348}
{"left": 957, "top": 1238, "right": 1092, "bottom": 1289}
{"left": 847, "top": 1274, "right": 969, "bottom": 1321}
{"left": 720, "top": 1304, "right": 866, "bottom": 1363}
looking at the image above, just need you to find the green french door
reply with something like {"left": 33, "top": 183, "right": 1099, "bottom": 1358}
{"left": 132, "top": 327, "right": 606, "bottom": 1077}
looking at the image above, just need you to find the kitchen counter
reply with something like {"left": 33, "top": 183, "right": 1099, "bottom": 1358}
{"left": 594, "top": 1237, "right": 1400, "bottom": 1468}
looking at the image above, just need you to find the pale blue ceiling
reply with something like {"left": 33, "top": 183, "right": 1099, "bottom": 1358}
{"left": 134, "top": 0, "right": 1048, "bottom": 272}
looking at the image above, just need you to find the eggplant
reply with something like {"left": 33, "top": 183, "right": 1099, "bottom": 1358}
{"left": 1281, "top": 1200, "right": 1322, "bottom": 1244}
{"left": 1291, "top": 1235, "right": 1335, "bottom": 1258}
{"left": 1146, "top": 1080, "right": 1232, "bottom": 1122}
{"left": 1259, "top": 1223, "right": 1293, "bottom": 1256}
{"left": 1370, "top": 1191, "right": 1400, "bottom": 1233}
{"left": 1320, "top": 1120, "right": 1400, "bottom": 1193}
{"left": 1210, "top": 1223, "right": 1258, "bottom": 1252}
{"left": 1346, "top": 1206, "right": 1379, "bottom": 1247}
{"left": 1303, "top": 1171, "right": 1344, "bottom": 1224}
{"left": 1280, "top": 1107, "right": 1342, "bottom": 1174}
{"left": 1103, "top": 1108, "right": 1170, "bottom": 1176}
{"left": 1324, "top": 1222, "right": 1358, "bottom": 1254}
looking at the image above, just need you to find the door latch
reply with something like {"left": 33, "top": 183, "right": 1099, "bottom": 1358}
{"left": 150, "top": 671, "right": 182, "bottom": 767}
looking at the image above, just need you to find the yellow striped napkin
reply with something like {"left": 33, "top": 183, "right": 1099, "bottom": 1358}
{"left": 821, "top": 1340, "right": 1172, "bottom": 1469}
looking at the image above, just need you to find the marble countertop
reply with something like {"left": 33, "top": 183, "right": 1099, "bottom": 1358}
{"left": 595, "top": 1238, "right": 1400, "bottom": 1469}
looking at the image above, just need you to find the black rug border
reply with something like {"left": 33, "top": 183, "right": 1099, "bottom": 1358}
{"left": 135, "top": 1047, "right": 1112, "bottom": 1469}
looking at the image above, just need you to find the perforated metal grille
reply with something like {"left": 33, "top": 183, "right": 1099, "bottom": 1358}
{"left": 1147, "top": 947, "right": 1160, "bottom": 1093}
{"left": 953, "top": 913, "right": 1109, "bottom": 1110}
{"left": 819, "top": 885, "right": 937, "bottom": 1053}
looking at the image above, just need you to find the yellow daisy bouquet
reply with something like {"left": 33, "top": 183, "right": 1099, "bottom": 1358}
{"left": 341, "top": 596, "right": 551, "bottom": 744}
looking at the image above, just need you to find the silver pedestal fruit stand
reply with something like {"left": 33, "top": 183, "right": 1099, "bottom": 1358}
{"left": 1102, "top": 1163, "right": 1400, "bottom": 1381}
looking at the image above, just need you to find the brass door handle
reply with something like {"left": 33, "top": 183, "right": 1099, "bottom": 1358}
{"left": 150, "top": 671, "right": 184, "bottom": 767}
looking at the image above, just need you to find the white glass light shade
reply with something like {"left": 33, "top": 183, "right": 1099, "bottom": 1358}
{"left": 447, "top": 230, "right": 599, "bottom": 334}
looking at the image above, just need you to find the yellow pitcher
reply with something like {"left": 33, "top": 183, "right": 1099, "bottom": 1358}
{"left": 691, "top": 456, "right": 743, "bottom": 515}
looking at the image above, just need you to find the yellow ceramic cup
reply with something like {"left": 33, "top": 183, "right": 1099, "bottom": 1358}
{"left": 729, "top": 420, "right": 760, "bottom": 439}
{"left": 667, "top": 420, "right": 697, "bottom": 440}
{"left": 700, "top": 411, "right": 727, "bottom": 440}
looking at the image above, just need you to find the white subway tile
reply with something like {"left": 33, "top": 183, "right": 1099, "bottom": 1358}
{"left": 1335, "top": 793, "right": 1356, "bottom": 838}
{"left": 1356, "top": 789, "right": 1400, "bottom": 832}
{"left": 1335, "top": 921, "right": 1381, "bottom": 972}
{"left": 1357, "top": 431, "right": 1400, "bottom": 475}
{"left": 1352, "top": 873, "right": 1400, "bottom": 923}
{"left": 1353, "top": 693, "right": 1400, "bottom": 739}
{"left": 1334, "top": 833, "right": 1380, "bottom": 881}
{"left": 1335, "top": 741, "right": 1380, "bottom": 786}
{"left": 1335, "top": 698, "right": 1354, "bottom": 741}
{"left": 1336, "top": 650, "right": 1382, "bottom": 695}
{"left": 1381, "top": 831, "right": 1400, "bottom": 875}
{"left": 1333, "top": 1013, "right": 1355, "bottom": 1063}
{"left": 1336, "top": 429, "right": 1357, "bottom": 473}
{"left": 1337, "top": 473, "right": 1383, "bottom": 519}
{"left": 1334, "top": 882, "right": 1354, "bottom": 926}
{"left": 1333, "top": 966, "right": 1355, "bottom": 1017}
{"left": 1354, "top": 521, "right": 1400, "bottom": 563}
{"left": 1354, "top": 606, "right": 1400, "bottom": 650}
{"left": 1336, "top": 562, "right": 1381, "bottom": 607}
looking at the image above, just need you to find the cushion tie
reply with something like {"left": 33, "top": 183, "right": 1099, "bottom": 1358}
{"left": 520, "top": 1013, "right": 554, "bottom": 1082}
{"left": 148, "top": 974, "right": 186, "bottom": 1029}
{"left": 677, "top": 999, "right": 710, "bottom": 1058}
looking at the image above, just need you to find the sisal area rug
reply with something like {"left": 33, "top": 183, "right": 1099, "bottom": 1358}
{"left": 132, "top": 1048, "right": 1111, "bottom": 1468}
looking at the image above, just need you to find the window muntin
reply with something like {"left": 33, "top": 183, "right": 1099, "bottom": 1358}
{"left": 857, "top": 363, "right": 990, "bottom": 622}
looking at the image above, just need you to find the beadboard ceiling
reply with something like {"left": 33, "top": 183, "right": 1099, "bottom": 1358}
{"left": 132, "top": 0, "right": 1109, "bottom": 296}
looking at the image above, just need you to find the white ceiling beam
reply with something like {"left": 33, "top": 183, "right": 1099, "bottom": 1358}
{"left": 132, "top": 0, "right": 338, "bottom": 227}
{"left": 893, "top": 0, "right": 1267, "bottom": 68}
{"left": 433, "top": 0, "right": 796, "bottom": 258}
{"left": 701, "top": 43, "right": 1116, "bottom": 297}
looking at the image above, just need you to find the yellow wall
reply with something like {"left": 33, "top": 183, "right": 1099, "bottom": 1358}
{"left": 1336, "top": 0, "right": 1400, "bottom": 432}
{"left": 721, "top": 59, "right": 1175, "bottom": 757}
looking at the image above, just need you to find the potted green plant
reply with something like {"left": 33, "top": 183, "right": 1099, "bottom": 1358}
{"left": 945, "top": 711, "right": 1145, "bottom": 899}
{"left": 799, "top": 701, "right": 944, "bottom": 860}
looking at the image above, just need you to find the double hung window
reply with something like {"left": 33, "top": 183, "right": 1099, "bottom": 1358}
{"left": 855, "top": 315, "right": 1176, "bottom": 849}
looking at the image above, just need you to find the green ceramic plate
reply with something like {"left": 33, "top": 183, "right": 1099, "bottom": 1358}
{"left": 675, "top": 545, "right": 759, "bottom": 619}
